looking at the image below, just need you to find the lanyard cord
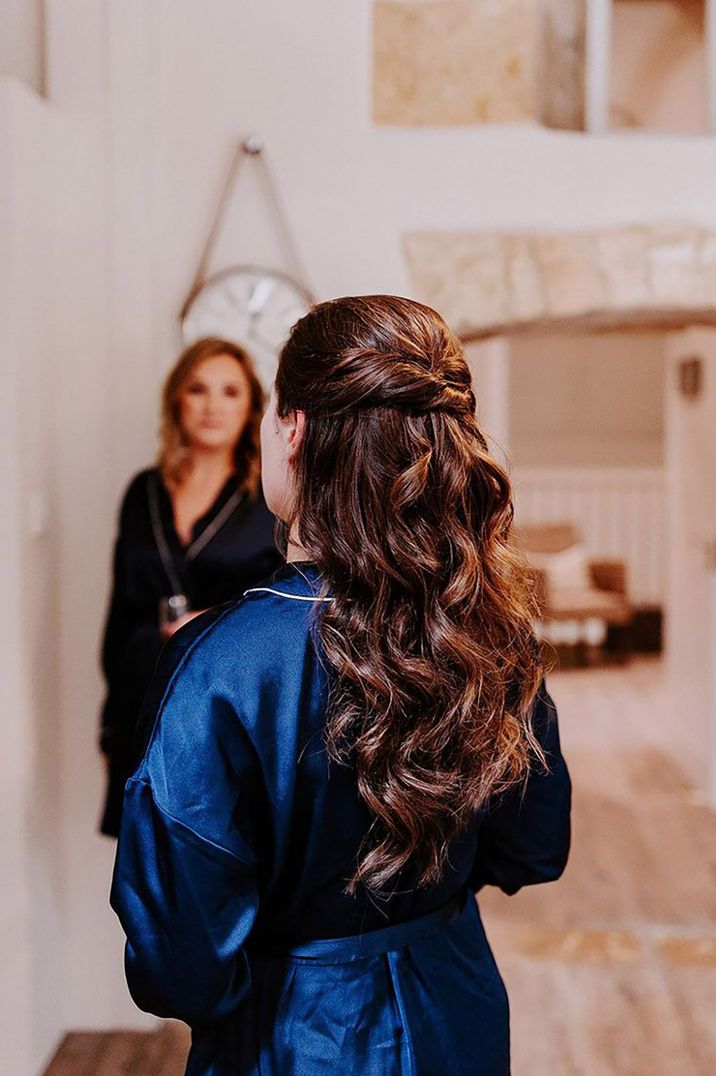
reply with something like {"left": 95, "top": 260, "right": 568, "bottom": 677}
{"left": 148, "top": 473, "right": 184, "bottom": 596}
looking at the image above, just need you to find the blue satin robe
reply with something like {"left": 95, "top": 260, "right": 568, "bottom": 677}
{"left": 111, "top": 562, "right": 571, "bottom": 1075}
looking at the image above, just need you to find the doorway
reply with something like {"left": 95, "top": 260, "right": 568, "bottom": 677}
{"left": 466, "top": 321, "right": 716, "bottom": 800}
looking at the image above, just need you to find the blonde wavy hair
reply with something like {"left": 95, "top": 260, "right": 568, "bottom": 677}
{"left": 158, "top": 337, "right": 264, "bottom": 495}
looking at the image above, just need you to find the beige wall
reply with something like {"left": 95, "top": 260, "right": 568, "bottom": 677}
{"left": 509, "top": 331, "right": 665, "bottom": 466}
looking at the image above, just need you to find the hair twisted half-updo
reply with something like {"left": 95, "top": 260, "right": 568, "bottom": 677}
{"left": 275, "top": 295, "right": 545, "bottom": 893}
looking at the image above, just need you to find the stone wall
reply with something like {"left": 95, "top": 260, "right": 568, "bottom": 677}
{"left": 373, "top": 0, "right": 585, "bottom": 130}
{"left": 403, "top": 224, "right": 716, "bottom": 336}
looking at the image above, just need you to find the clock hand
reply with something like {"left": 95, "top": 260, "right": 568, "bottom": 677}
{"left": 247, "top": 278, "right": 275, "bottom": 317}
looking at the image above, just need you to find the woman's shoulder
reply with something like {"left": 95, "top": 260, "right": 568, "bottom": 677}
{"left": 124, "top": 465, "right": 158, "bottom": 492}
{"left": 118, "top": 467, "right": 159, "bottom": 521}
{"left": 134, "top": 566, "right": 327, "bottom": 775}
{"left": 162, "top": 565, "right": 322, "bottom": 678}
{"left": 205, "top": 569, "right": 321, "bottom": 653}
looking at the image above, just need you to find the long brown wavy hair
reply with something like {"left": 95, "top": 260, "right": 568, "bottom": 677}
{"left": 158, "top": 337, "right": 264, "bottom": 495}
{"left": 275, "top": 295, "right": 546, "bottom": 893}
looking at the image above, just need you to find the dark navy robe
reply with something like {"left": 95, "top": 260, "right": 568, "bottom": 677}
{"left": 111, "top": 562, "right": 571, "bottom": 1075}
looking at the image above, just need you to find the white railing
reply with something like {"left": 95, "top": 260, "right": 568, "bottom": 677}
{"left": 511, "top": 466, "right": 665, "bottom": 606}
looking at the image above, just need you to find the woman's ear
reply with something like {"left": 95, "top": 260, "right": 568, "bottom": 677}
{"left": 286, "top": 410, "right": 306, "bottom": 462}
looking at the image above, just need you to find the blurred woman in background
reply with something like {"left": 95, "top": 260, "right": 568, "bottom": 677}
{"left": 112, "top": 296, "right": 570, "bottom": 1074}
{"left": 99, "top": 337, "right": 280, "bottom": 837}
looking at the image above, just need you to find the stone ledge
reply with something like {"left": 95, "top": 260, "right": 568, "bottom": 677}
{"left": 403, "top": 225, "right": 716, "bottom": 337}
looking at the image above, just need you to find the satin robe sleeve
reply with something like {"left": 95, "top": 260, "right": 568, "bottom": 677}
{"left": 110, "top": 609, "right": 262, "bottom": 1027}
{"left": 469, "top": 681, "right": 572, "bottom": 896}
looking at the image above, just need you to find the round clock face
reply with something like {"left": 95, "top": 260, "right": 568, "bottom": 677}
{"left": 181, "top": 265, "right": 313, "bottom": 390}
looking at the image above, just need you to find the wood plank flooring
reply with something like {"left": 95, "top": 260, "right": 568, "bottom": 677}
{"left": 44, "top": 658, "right": 716, "bottom": 1075}
{"left": 43, "top": 1024, "right": 190, "bottom": 1076}
{"left": 480, "top": 658, "right": 716, "bottom": 1075}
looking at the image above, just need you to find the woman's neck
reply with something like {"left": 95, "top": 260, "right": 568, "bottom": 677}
{"left": 184, "top": 447, "right": 234, "bottom": 486}
{"left": 285, "top": 525, "right": 311, "bottom": 564}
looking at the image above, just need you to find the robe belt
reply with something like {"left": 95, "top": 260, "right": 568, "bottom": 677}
{"left": 253, "top": 888, "right": 470, "bottom": 965}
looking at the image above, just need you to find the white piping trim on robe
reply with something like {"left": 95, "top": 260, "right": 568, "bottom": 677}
{"left": 243, "top": 586, "right": 334, "bottom": 602}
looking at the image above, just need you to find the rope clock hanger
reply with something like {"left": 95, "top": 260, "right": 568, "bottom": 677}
{"left": 180, "top": 136, "right": 315, "bottom": 391}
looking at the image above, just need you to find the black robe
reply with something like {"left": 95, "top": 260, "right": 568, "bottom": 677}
{"left": 99, "top": 467, "right": 281, "bottom": 836}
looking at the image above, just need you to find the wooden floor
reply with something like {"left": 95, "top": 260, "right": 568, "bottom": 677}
{"left": 481, "top": 658, "right": 716, "bottom": 1076}
{"left": 42, "top": 1024, "right": 190, "bottom": 1076}
{"left": 45, "top": 658, "right": 716, "bottom": 1075}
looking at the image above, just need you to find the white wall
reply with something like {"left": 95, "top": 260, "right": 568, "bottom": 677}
{"left": 0, "top": 4, "right": 152, "bottom": 1070}
{"left": 664, "top": 328, "right": 716, "bottom": 791}
{"left": 6, "top": 0, "right": 716, "bottom": 1063}
{"left": 0, "top": 0, "right": 44, "bottom": 94}
{"left": 509, "top": 331, "right": 665, "bottom": 467}
{"left": 0, "top": 74, "right": 81, "bottom": 1074}
{"left": 0, "top": 81, "right": 37, "bottom": 1076}
{"left": 98, "top": 0, "right": 716, "bottom": 486}
{"left": 46, "top": 0, "right": 158, "bottom": 1043}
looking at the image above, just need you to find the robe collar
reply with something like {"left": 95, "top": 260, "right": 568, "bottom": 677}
{"left": 244, "top": 561, "right": 329, "bottom": 603}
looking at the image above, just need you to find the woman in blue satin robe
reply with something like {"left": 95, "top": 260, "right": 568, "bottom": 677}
{"left": 112, "top": 296, "right": 571, "bottom": 1075}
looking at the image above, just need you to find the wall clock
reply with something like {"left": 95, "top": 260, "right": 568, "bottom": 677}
{"left": 180, "top": 137, "right": 314, "bottom": 390}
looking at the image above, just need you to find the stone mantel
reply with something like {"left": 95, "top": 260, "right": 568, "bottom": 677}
{"left": 403, "top": 224, "right": 716, "bottom": 338}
